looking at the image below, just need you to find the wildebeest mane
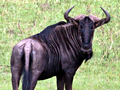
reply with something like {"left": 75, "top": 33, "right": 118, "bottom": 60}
{"left": 32, "top": 21, "right": 92, "bottom": 66}
{"left": 31, "top": 21, "right": 93, "bottom": 77}
{"left": 41, "top": 23, "right": 81, "bottom": 59}
{"left": 39, "top": 21, "right": 66, "bottom": 41}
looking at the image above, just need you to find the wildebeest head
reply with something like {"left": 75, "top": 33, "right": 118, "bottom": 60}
{"left": 64, "top": 6, "right": 110, "bottom": 54}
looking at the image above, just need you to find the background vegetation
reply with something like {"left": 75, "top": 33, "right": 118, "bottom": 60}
{"left": 0, "top": 0, "right": 120, "bottom": 90}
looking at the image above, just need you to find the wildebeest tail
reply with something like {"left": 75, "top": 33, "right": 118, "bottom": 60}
{"left": 22, "top": 41, "right": 32, "bottom": 90}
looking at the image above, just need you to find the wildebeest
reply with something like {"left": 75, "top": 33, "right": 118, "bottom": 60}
{"left": 11, "top": 6, "right": 110, "bottom": 90}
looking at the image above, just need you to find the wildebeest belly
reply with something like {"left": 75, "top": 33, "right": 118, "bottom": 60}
{"left": 38, "top": 63, "right": 61, "bottom": 80}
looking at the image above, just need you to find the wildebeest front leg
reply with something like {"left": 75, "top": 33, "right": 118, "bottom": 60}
{"left": 11, "top": 45, "right": 24, "bottom": 90}
{"left": 64, "top": 70, "right": 74, "bottom": 90}
{"left": 56, "top": 73, "right": 65, "bottom": 90}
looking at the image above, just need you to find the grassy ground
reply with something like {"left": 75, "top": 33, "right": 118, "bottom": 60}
{"left": 0, "top": 0, "right": 120, "bottom": 90}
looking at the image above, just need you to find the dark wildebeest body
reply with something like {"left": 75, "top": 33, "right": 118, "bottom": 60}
{"left": 11, "top": 6, "right": 110, "bottom": 90}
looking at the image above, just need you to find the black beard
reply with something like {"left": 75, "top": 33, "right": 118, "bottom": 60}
{"left": 84, "top": 52, "right": 93, "bottom": 63}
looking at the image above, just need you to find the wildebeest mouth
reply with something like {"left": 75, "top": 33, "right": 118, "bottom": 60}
{"left": 81, "top": 47, "right": 92, "bottom": 54}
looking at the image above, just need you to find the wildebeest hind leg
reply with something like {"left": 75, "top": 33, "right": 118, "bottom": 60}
{"left": 11, "top": 65, "right": 23, "bottom": 90}
{"left": 29, "top": 70, "right": 42, "bottom": 90}
{"left": 29, "top": 45, "right": 46, "bottom": 90}
{"left": 11, "top": 46, "right": 24, "bottom": 90}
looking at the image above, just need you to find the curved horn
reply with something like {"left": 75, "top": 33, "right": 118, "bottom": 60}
{"left": 100, "top": 7, "right": 110, "bottom": 23}
{"left": 64, "top": 5, "right": 75, "bottom": 22}
{"left": 94, "top": 7, "right": 111, "bottom": 28}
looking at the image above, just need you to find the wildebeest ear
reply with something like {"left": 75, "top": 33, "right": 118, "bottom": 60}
{"left": 69, "top": 19, "right": 79, "bottom": 27}
{"left": 90, "top": 7, "right": 110, "bottom": 28}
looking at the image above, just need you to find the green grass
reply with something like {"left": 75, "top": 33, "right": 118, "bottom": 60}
{"left": 0, "top": 0, "right": 120, "bottom": 90}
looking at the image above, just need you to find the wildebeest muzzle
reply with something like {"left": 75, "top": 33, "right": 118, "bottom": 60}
{"left": 81, "top": 43, "right": 92, "bottom": 54}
